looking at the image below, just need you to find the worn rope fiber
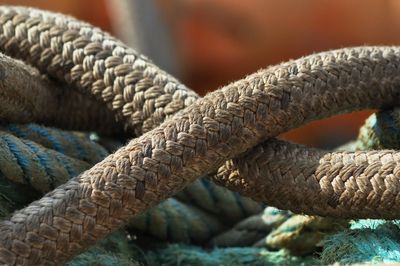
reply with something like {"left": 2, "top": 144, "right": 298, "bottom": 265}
{"left": 1, "top": 6, "right": 400, "bottom": 265}
{"left": 319, "top": 116, "right": 400, "bottom": 265}
{"left": 0, "top": 12, "right": 263, "bottom": 234}
{"left": 0, "top": 53, "right": 123, "bottom": 136}
{"left": 0, "top": 43, "right": 264, "bottom": 238}
{"left": 356, "top": 107, "right": 400, "bottom": 150}
{"left": 0, "top": 123, "right": 335, "bottom": 255}
{"left": 209, "top": 207, "right": 291, "bottom": 248}
{"left": 0, "top": 121, "right": 258, "bottom": 244}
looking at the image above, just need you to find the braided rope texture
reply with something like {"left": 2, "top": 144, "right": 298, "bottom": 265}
{"left": 0, "top": 124, "right": 342, "bottom": 262}
{"left": 0, "top": 122, "right": 262, "bottom": 245}
{"left": 0, "top": 52, "right": 122, "bottom": 136}
{"left": 0, "top": 6, "right": 198, "bottom": 136}
{"left": 1, "top": 6, "right": 400, "bottom": 265}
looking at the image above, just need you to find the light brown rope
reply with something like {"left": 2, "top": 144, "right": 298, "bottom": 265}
{"left": 1, "top": 6, "right": 400, "bottom": 265}
{"left": 0, "top": 53, "right": 122, "bottom": 135}
{"left": 215, "top": 139, "right": 400, "bottom": 219}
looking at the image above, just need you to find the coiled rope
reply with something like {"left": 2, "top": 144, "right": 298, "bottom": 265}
{"left": 0, "top": 6, "right": 400, "bottom": 265}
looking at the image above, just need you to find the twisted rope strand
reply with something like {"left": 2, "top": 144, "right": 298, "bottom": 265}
{"left": 0, "top": 6, "right": 400, "bottom": 265}
{"left": 356, "top": 108, "right": 400, "bottom": 150}
{"left": 2, "top": 124, "right": 108, "bottom": 165}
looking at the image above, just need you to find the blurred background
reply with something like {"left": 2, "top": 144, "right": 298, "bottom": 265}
{"left": 2, "top": 0, "right": 400, "bottom": 148}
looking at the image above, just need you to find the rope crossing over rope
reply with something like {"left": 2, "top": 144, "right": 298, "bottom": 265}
{"left": 0, "top": 6, "right": 400, "bottom": 265}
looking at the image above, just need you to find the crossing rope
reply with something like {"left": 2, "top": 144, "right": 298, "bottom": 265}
{"left": 0, "top": 6, "right": 400, "bottom": 265}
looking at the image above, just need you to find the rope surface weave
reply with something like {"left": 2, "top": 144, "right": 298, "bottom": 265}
{"left": 0, "top": 6, "right": 400, "bottom": 265}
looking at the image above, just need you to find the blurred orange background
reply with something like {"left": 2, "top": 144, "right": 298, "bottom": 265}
{"left": 2, "top": 0, "right": 400, "bottom": 148}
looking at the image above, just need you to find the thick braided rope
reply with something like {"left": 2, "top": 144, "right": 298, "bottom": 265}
{"left": 3, "top": 6, "right": 261, "bottom": 222}
{"left": 215, "top": 139, "right": 400, "bottom": 219}
{"left": 0, "top": 123, "right": 250, "bottom": 244}
{"left": 211, "top": 132, "right": 372, "bottom": 250}
{"left": 214, "top": 110, "right": 400, "bottom": 219}
{"left": 97, "top": 138, "right": 264, "bottom": 222}
{"left": 1, "top": 45, "right": 400, "bottom": 264}
{"left": 0, "top": 9, "right": 263, "bottom": 225}
{"left": 12, "top": 114, "right": 396, "bottom": 254}
{"left": 0, "top": 6, "right": 199, "bottom": 136}
{"left": 1, "top": 6, "right": 400, "bottom": 265}
{"left": 0, "top": 52, "right": 122, "bottom": 136}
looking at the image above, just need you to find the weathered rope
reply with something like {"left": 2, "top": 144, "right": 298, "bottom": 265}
{"left": 0, "top": 6, "right": 199, "bottom": 136}
{"left": 0, "top": 12, "right": 263, "bottom": 230}
{"left": 145, "top": 244, "right": 318, "bottom": 265}
{"left": 215, "top": 109, "right": 400, "bottom": 219}
{"left": 0, "top": 123, "right": 259, "bottom": 243}
{"left": 214, "top": 140, "right": 400, "bottom": 219}
{"left": 131, "top": 197, "right": 225, "bottom": 244}
{"left": 264, "top": 215, "right": 348, "bottom": 256}
{"left": 68, "top": 229, "right": 141, "bottom": 266}
{"left": 0, "top": 128, "right": 90, "bottom": 193}
{"left": 1, "top": 6, "right": 400, "bottom": 265}
{"left": 212, "top": 108, "right": 400, "bottom": 260}
{"left": 356, "top": 108, "right": 400, "bottom": 150}
{"left": 320, "top": 110, "right": 400, "bottom": 265}
{"left": 0, "top": 53, "right": 122, "bottom": 136}
{"left": 323, "top": 222, "right": 400, "bottom": 264}
{"left": 209, "top": 207, "right": 291, "bottom": 247}
{"left": 2, "top": 124, "right": 108, "bottom": 165}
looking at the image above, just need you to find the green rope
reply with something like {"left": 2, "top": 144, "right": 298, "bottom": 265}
{"left": 0, "top": 172, "right": 41, "bottom": 218}
{"left": 0, "top": 129, "right": 90, "bottom": 192}
{"left": 67, "top": 230, "right": 141, "bottom": 266}
{"left": 128, "top": 197, "right": 225, "bottom": 243}
{"left": 321, "top": 221, "right": 400, "bottom": 264}
{"left": 2, "top": 123, "right": 109, "bottom": 164}
{"left": 175, "top": 178, "right": 264, "bottom": 222}
{"left": 145, "top": 244, "right": 317, "bottom": 266}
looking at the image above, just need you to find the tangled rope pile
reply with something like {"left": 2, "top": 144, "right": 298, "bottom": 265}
{"left": 1, "top": 6, "right": 400, "bottom": 265}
